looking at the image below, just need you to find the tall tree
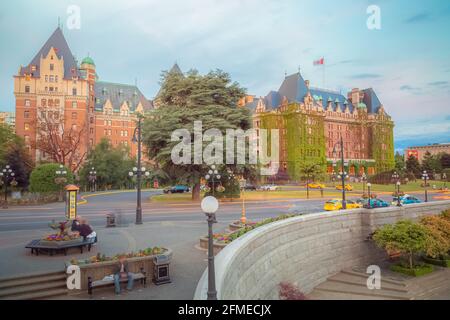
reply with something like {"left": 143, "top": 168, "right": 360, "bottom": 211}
{"left": 394, "top": 151, "right": 405, "bottom": 172}
{"left": 406, "top": 154, "right": 421, "bottom": 178}
{"left": 32, "top": 108, "right": 87, "bottom": 172}
{"left": 143, "top": 69, "right": 252, "bottom": 200}
{"left": 440, "top": 153, "right": 450, "bottom": 169}
{"left": 79, "top": 138, "right": 135, "bottom": 190}
{"left": 421, "top": 151, "right": 441, "bottom": 174}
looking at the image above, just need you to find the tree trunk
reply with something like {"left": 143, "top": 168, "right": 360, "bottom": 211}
{"left": 192, "top": 182, "right": 201, "bottom": 201}
{"left": 409, "top": 250, "right": 413, "bottom": 269}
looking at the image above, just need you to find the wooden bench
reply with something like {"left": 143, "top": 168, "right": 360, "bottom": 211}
{"left": 25, "top": 237, "right": 97, "bottom": 256}
{"left": 87, "top": 268, "right": 147, "bottom": 296}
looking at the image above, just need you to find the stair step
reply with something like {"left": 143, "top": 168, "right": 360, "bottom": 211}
{"left": 341, "top": 269, "right": 407, "bottom": 287}
{"left": 0, "top": 281, "right": 67, "bottom": 298}
{"left": 0, "top": 274, "right": 67, "bottom": 290}
{"left": 327, "top": 274, "right": 408, "bottom": 293}
{"left": 2, "top": 288, "right": 68, "bottom": 300}
{"left": 315, "top": 281, "right": 411, "bottom": 300}
{"left": 307, "top": 290, "right": 401, "bottom": 300}
{"left": 0, "top": 270, "right": 65, "bottom": 283}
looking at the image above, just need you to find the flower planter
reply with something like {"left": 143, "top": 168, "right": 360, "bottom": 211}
{"left": 40, "top": 237, "right": 83, "bottom": 247}
{"left": 422, "top": 256, "right": 450, "bottom": 268}
{"left": 199, "top": 237, "right": 228, "bottom": 255}
{"left": 66, "top": 248, "right": 172, "bottom": 290}
{"left": 228, "top": 221, "right": 256, "bottom": 232}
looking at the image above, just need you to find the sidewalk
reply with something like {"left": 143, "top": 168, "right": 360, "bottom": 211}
{"left": 0, "top": 218, "right": 215, "bottom": 299}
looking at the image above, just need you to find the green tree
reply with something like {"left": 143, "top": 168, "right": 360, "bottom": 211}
{"left": 440, "top": 153, "right": 450, "bottom": 169}
{"left": 4, "top": 143, "right": 33, "bottom": 189}
{"left": 406, "top": 154, "right": 421, "bottom": 178}
{"left": 373, "top": 220, "right": 428, "bottom": 269}
{"left": 79, "top": 138, "right": 135, "bottom": 190}
{"left": 142, "top": 69, "right": 252, "bottom": 200}
{"left": 422, "top": 151, "right": 441, "bottom": 174}
{"left": 0, "top": 123, "right": 21, "bottom": 165}
{"left": 394, "top": 151, "right": 405, "bottom": 172}
{"left": 29, "top": 163, "right": 74, "bottom": 193}
{"left": 420, "top": 215, "right": 450, "bottom": 259}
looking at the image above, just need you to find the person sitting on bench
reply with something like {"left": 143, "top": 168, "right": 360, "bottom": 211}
{"left": 78, "top": 218, "right": 97, "bottom": 243}
{"left": 113, "top": 255, "right": 134, "bottom": 295}
{"left": 71, "top": 216, "right": 82, "bottom": 232}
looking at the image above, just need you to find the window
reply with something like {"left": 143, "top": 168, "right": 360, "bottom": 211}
{"left": 49, "top": 75, "right": 54, "bottom": 82}
{"left": 54, "top": 99, "right": 60, "bottom": 107}
{"left": 24, "top": 135, "right": 30, "bottom": 144}
{"left": 72, "top": 124, "right": 77, "bottom": 131}
{"left": 25, "top": 85, "right": 30, "bottom": 93}
{"left": 24, "top": 123, "right": 30, "bottom": 131}
{"left": 71, "top": 112, "right": 77, "bottom": 120}
{"left": 49, "top": 87, "right": 54, "bottom": 92}
{"left": 55, "top": 76, "right": 58, "bottom": 83}
{"left": 72, "top": 88, "right": 77, "bottom": 96}
{"left": 90, "top": 117, "right": 94, "bottom": 124}
{"left": 41, "top": 99, "right": 46, "bottom": 107}
{"left": 72, "top": 101, "right": 77, "bottom": 109}
{"left": 45, "top": 75, "right": 48, "bottom": 82}
{"left": 50, "top": 64, "right": 54, "bottom": 71}
{"left": 24, "top": 110, "right": 30, "bottom": 118}
{"left": 48, "top": 99, "right": 53, "bottom": 107}
{"left": 25, "top": 99, "right": 30, "bottom": 107}
{"left": 90, "top": 128, "right": 94, "bottom": 134}
{"left": 108, "top": 129, "right": 112, "bottom": 136}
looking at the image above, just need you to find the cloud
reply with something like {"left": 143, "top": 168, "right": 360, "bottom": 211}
{"left": 349, "top": 73, "right": 381, "bottom": 79}
{"left": 404, "top": 12, "right": 431, "bottom": 24}
{"left": 428, "top": 81, "right": 449, "bottom": 86}
{"left": 400, "top": 85, "right": 421, "bottom": 91}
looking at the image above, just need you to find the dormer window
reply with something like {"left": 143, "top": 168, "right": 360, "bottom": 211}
{"left": 50, "top": 64, "right": 54, "bottom": 71}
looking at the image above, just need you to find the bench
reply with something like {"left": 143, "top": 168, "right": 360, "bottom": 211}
{"left": 25, "top": 237, "right": 97, "bottom": 256}
{"left": 87, "top": 268, "right": 147, "bottom": 296}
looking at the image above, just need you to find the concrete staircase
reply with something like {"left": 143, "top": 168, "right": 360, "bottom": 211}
{"left": 307, "top": 267, "right": 450, "bottom": 300}
{"left": 308, "top": 269, "right": 411, "bottom": 300}
{"left": 0, "top": 270, "right": 68, "bottom": 300}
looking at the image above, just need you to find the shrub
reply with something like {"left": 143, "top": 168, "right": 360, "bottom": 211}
{"left": 279, "top": 282, "right": 307, "bottom": 300}
{"left": 373, "top": 220, "right": 428, "bottom": 269}
{"left": 420, "top": 215, "right": 450, "bottom": 259}
{"left": 390, "top": 263, "right": 433, "bottom": 277}
{"left": 29, "top": 163, "right": 74, "bottom": 193}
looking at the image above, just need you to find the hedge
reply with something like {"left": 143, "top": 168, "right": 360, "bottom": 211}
{"left": 29, "top": 163, "right": 74, "bottom": 193}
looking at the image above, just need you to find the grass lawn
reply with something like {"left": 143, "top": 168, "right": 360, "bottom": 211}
{"left": 349, "top": 180, "right": 443, "bottom": 193}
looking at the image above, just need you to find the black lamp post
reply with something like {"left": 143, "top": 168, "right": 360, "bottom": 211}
{"left": 129, "top": 165, "right": 150, "bottom": 225}
{"left": 0, "top": 165, "right": 15, "bottom": 209}
{"left": 361, "top": 172, "right": 367, "bottom": 197}
{"left": 205, "top": 165, "right": 221, "bottom": 197}
{"left": 367, "top": 183, "right": 372, "bottom": 208}
{"left": 201, "top": 196, "right": 219, "bottom": 300}
{"left": 422, "top": 170, "right": 429, "bottom": 202}
{"left": 55, "top": 164, "right": 67, "bottom": 202}
{"left": 332, "top": 136, "right": 347, "bottom": 209}
{"left": 89, "top": 167, "right": 97, "bottom": 192}
{"left": 396, "top": 181, "right": 401, "bottom": 206}
{"left": 443, "top": 173, "right": 447, "bottom": 189}
{"left": 132, "top": 113, "right": 145, "bottom": 225}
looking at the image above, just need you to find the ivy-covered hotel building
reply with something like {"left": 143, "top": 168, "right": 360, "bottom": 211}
{"left": 241, "top": 72, "right": 394, "bottom": 180}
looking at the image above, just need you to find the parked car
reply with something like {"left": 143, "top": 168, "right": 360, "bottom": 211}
{"left": 243, "top": 184, "right": 257, "bottom": 191}
{"left": 324, "top": 199, "right": 361, "bottom": 211}
{"left": 260, "top": 184, "right": 279, "bottom": 191}
{"left": 363, "top": 198, "right": 390, "bottom": 208}
{"left": 163, "top": 185, "right": 190, "bottom": 194}
{"left": 336, "top": 184, "right": 353, "bottom": 191}
{"left": 392, "top": 194, "right": 422, "bottom": 205}
{"left": 307, "top": 183, "right": 325, "bottom": 189}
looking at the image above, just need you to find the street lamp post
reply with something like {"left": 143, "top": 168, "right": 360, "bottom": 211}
{"left": 132, "top": 113, "right": 145, "bottom": 225}
{"left": 55, "top": 164, "right": 67, "bottom": 202}
{"left": 205, "top": 165, "right": 221, "bottom": 197}
{"left": 0, "top": 165, "right": 15, "bottom": 209}
{"left": 89, "top": 167, "right": 97, "bottom": 192}
{"left": 367, "top": 183, "right": 372, "bottom": 208}
{"left": 396, "top": 181, "right": 401, "bottom": 207}
{"left": 422, "top": 170, "right": 429, "bottom": 202}
{"left": 361, "top": 172, "right": 367, "bottom": 196}
{"left": 443, "top": 173, "right": 447, "bottom": 189}
{"left": 129, "top": 165, "right": 150, "bottom": 225}
{"left": 201, "top": 196, "right": 219, "bottom": 300}
{"left": 239, "top": 177, "right": 247, "bottom": 224}
{"left": 332, "top": 136, "right": 347, "bottom": 209}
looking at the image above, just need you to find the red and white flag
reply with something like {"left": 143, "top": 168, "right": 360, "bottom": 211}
{"left": 313, "top": 57, "right": 324, "bottom": 66}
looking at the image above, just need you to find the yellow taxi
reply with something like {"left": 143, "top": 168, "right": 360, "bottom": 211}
{"left": 335, "top": 184, "right": 353, "bottom": 191}
{"left": 307, "top": 182, "right": 325, "bottom": 189}
{"left": 324, "top": 199, "right": 362, "bottom": 211}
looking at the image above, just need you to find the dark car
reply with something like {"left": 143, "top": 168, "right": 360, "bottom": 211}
{"left": 163, "top": 185, "right": 190, "bottom": 194}
{"left": 243, "top": 184, "right": 257, "bottom": 191}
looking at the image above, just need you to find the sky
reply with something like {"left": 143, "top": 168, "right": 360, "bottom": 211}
{"left": 0, "top": 0, "right": 449, "bottom": 152}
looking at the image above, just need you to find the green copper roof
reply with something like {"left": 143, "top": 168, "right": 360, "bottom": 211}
{"left": 358, "top": 102, "right": 367, "bottom": 108}
{"left": 81, "top": 56, "right": 95, "bottom": 66}
{"left": 335, "top": 98, "right": 340, "bottom": 103}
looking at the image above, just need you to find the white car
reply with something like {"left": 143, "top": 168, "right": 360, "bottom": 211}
{"left": 260, "top": 184, "right": 279, "bottom": 191}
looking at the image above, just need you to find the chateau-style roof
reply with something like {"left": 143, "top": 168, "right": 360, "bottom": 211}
{"left": 249, "top": 71, "right": 383, "bottom": 114}
{"left": 94, "top": 81, "right": 153, "bottom": 113}
{"left": 19, "top": 27, "right": 80, "bottom": 80}
{"left": 81, "top": 56, "right": 95, "bottom": 66}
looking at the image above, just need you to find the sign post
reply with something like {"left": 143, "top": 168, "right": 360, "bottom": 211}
{"left": 65, "top": 184, "right": 79, "bottom": 220}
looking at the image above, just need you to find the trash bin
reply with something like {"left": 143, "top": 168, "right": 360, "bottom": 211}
{"left": 106, "top": 214, "right": 116, "bottom": 227}
{"left": 153, "top": 254, "right": 172, "bottom": 285}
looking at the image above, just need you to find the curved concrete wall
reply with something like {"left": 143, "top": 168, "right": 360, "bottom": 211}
{"left": 194, "top": 200, "right": 450, "bottom": 300}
